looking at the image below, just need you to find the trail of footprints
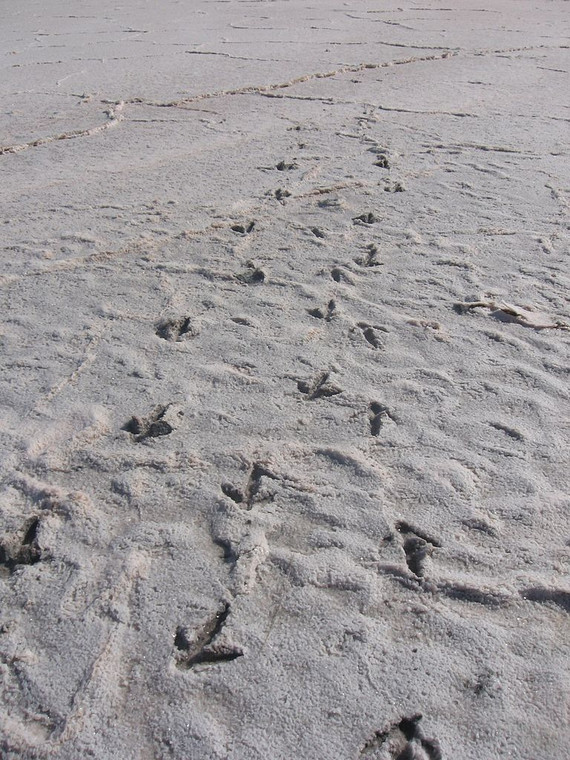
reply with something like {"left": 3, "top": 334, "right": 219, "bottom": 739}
{"left": 0, "top": 82, "right": 566, "bottom": 760}
{"left": 15, "top": 134, "right": 559, "bottom": 757}
{"left": 131, "top": 143, "right": 424, "bottom": 689}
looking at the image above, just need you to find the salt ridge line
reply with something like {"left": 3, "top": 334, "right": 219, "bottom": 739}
{"left": 0, "top": 101, "right": 124, "bottom": 155}
{"left": 0, "top": 52, "right": 456, "bottom": 155}
{"left": 124, "top": 52, "right": 457, "bottom": 108}
{"left": 3, "top": 42, "right": 563, "bottom": 155}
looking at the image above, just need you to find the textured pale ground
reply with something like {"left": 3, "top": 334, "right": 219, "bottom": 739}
{"left": 1, "top": 1, "right": 569, "bottom": 758}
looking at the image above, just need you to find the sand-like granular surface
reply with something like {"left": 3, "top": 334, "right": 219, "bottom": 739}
{"left": 1, "top": 1, "right": 569, "bottom": 758}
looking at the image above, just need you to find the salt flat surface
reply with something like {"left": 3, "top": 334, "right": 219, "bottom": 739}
{"left": 1, "top": 1, "right": 569, "bottom": 758}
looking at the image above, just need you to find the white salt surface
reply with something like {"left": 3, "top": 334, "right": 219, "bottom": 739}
{"left": 1, "top": 1, "right": 569, "bottom": 758}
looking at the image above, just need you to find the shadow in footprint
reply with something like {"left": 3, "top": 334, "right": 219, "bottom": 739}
{"left": 438, "top": 581, "right": 508, "bottom": 608}
{"left": 520, "top": 586, "right": 570, "bottom": 613}
{"left": 221, "top": 482, "right": 244, "bottom": 504}
{"left": 369, "top": 402, "right": 392, "bottom": 436}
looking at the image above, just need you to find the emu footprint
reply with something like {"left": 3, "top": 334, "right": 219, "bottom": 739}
{"left": 358, "top": 323, "right": 387, "bottom": 349}
{"left": 308, "top": 299, "right": 337, "bottom": 321}
{"left": 361, "top": 714, "right": 442, "bottom": 759}
{"left": 353, "top": 212, "right": 378, "bottom": 226}
{"left": 156, "top": 316, "right": 198, "bottom": 342}
{"left": 368, "top": 146, "right": 390, "bottom": 170}
{"left": 355, "top": 244, "right": 383, "bottom": 267}
{"left": 274, "top": 188, "right": 291, "bottom": 202}
{"left": 276, "top": 160, "right": 298, "bottom": 171}
{"left": 0, "top": 517, "right": 41, "bottom": 574}
{"left": 236, "top": 263, "right": 265, "bottom": 284}
{"left": 222, "top": 462, "right": 279, "bottom": 509}
{"left": 123, "top": 404, "right": 182, "bottom": 442}
{"left": 231, "top": 221, "right": 255, "bottom": 235}
{"left": 331, "top": 267, "right": 354, "bottom": 284}
{"left": 384, "top": 181, "right": 405, "bottom": 193}
{"left": 297, "top": 371, "right": 343, "bottom": 400}
{"left": 174, "top": 603, "right": 243, "bottom": 669}
{"left": 396, "top": 521, "right": 441, "bottom": 578}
